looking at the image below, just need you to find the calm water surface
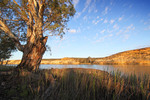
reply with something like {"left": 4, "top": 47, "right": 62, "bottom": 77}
{"left": 40, "top": 64, "right": 150, "bottom": 77}
{"left": 7, "top": 64, "right": 150, "bottom": 76}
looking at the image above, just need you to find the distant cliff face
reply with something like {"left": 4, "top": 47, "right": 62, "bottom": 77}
{"left": 3, "top": 47, "right": 150, "bottom": 65}
{"left": 94, "top": 47, "right": 150, "bottom": 65}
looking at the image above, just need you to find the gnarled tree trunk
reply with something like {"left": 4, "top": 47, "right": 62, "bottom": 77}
{"left": 17, "top": 36, "right": 48, "bottom": 71}
{"left": 17, "top": 9, "right": 47, "bottom": 71}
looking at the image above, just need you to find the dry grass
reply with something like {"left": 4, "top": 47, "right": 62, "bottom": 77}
{"left": 0, "top": 67, "right": 150, "bottom": 100}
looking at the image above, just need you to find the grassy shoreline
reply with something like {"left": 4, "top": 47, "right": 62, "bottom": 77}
{"left": 2, "top": 47, "right": 150, "bottom": 65}
{"left": 0, "top": 66, "right": 150, "bottom": 100}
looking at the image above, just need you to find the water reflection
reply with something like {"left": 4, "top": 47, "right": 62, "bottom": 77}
{"left": 40, "top": 64, "right": 150, "bottom": 77}
{"left": 6, "top": 64, "right": 150, "bottom": 77}
{"left": 112, "top": 65, "right": 150, "bottom": 77}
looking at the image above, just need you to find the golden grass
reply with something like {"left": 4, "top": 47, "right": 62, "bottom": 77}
{"left": 0, "top": 67, "right": 150, "bottom": 100}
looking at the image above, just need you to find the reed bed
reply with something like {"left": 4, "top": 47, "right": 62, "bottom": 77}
{"left": 0, "top": 67, "right": 150, "bottom": 100}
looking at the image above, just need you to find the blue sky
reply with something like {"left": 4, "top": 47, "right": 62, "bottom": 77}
{"left": 10, "top": 0, "right": 150, "bottom": 60}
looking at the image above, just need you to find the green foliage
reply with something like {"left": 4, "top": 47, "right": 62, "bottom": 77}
{"left": 0, "top": 30, "right": 16, "bottom": 61}
{"left": 0, "top": 0, "right": 27, "bottom": 41}
{"left": 43, "top": 0, "right": 76, "bottom": 37}
{"left": 0, "top": 0, "right": 10, "bottom": 7}
{"left": 0, "top": 0, "right": 75, "bottom": 39}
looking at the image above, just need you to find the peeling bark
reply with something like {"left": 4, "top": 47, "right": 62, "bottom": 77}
{"left": 17, "top": 36, "right": 48, "bottom": 71}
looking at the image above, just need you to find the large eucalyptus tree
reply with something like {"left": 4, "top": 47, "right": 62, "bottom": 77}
{"left": 0, "top": 0, "right": 75, "bottom": 71}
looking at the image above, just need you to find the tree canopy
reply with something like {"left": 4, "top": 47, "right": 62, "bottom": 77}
{"left": 0, "top": 30, "right": 16, "bottom": 61}
{"left": 0, "top": 0, "right": 75, "bottom": 70}
{"left": 0, "top": 0, "right": 75, "bottom": 44}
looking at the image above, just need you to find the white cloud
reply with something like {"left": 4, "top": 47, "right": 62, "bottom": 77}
{"left": 74, "top": 12, "right": 81, "bottom": 19}
{"left": 110, "top": 1, "right": 113, "bottom": 5}
{"left": 144, "top": 22, "right": 147, "bottom": 25}
{"left": 68, "top": 29, "right": 77, "bottom": 33}
{"left": 100, "top": 18, "right": 103, "bottom": 21}
{"left": 103, "top": 19, "right": 108, "bottom": 23}
{"left": 88, "top": 0, "right": 96, "bottom": 13}
{"left": 95, "top": 33, "right": 99, "bottom": 37}
{"left": 94, "top": 34, "right": 113, "bottom": 43}
{"left": 127, "top": 24, "right": 133, "bottom": 29}
{"left": 100, "top": 29, "right": 106, "bottom": 34}
{"left": 116, "top": 24, "right": 135, "bottom": 38}
{"left": 118, "top": 17, "right": 123, "bottom": 21}
{"left": 123, "top": 34, "right": 130, "bottom": 41}
{"left": 140, "top": 19, "right": 144, "bottom": 23}
{"left": 77, "top": 27, "right": 81, "bottom": 33}
{"left": 116, "top": 29, "right": 123, "bottom": 35}
{"left": 107, "top": 29, "right": 114, "bottom": 33}
{"left": 108, "top": 34, "right": 113, "bottom": 37}
{"left": 144, "top": 25, "right": 150, "bottom": 30}
{"left": 73, "top": 0, "right": 79, "bottom": 8}
{"left": 74, "top": 0, "right": 91, "bottom": 19}
{"left": 92, "top": 18, "right": 103, "bottom": 25}
{"left": 82, "top": 0, "right": 92, "bottom": 13}
{"left": 110, "top": 19, "right": 115, "bottom": 24}
{"left": 92, "top": 20, "right": 95, "bottom": 24}
{"left": 94, "top": 9, "right": 98, "bottom": 13}
{"left": 143, "top": 18, "right": 150, "bottom": 25}
{"left": 113, "top": 24, "right": 119, "bottom": 30}
{"left": 83, "top": 15, "right": 88, "bottom": 20}
{"left": 95, "top": 21, "right": 100, "bottom": 24}
{"left": 129, "top": 5, "right": 132, "bottom": 8}
{"left": 125, "top": 24, "right": 135, "bottom": 33}
{"left": 93, "top": 20, "right": 99, "bottom": 25}
{"left": 93, "top": 33, "right": 99, "bottom": 39}
{"left": 102, "top": 6, "right": 109, "bottom": 15}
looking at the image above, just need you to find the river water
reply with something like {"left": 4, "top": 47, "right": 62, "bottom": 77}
{"left": 39, "top": 64, "right": 150, "bottom": 77}
{"left": 7, "top": 64, "right": 150, "bottom": 77}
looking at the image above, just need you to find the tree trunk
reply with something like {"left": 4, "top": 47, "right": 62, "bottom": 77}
{"left": 17, "top": 36, "right": 48, "bottom": 71}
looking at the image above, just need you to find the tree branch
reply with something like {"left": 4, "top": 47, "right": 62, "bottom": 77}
{"left": 0, "top": 20, "right": 24, "bottom": 51}
{"left": 28, "top": 0, "right": 38, "bottom": 22}
{"left": 38, "top": 0, "right": 45, "bottom": 19}
{"left": 9, "top": 6, "right": 28, "bottom": 21}
{"left": 43, "top": 22, "right": 52, "bottom": 31}
{"left": 4, "top": 19, "right": 22, "bottom": 21}
{"left": 9, "top": 0, "right": 29, "bottom": 21}
{"left": 26, "top": 11, "right": 33, "bottom": 38}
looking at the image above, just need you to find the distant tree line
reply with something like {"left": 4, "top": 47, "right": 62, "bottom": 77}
{"left": 71, "top": 57, "right": 96, "bottom": 64}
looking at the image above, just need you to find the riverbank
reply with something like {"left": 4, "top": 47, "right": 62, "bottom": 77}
{"left": 2, "top": 47, "right": 150, "bottom": 65}
{"left": 0, "top": 66, "right": 150, "bottom": 100}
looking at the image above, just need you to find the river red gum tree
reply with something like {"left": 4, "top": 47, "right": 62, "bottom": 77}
{"left": 0, "top": 0, "right": 75, "bottom": 71}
